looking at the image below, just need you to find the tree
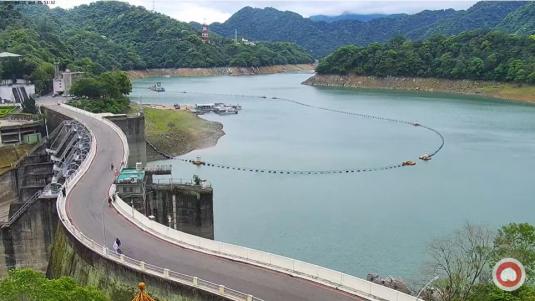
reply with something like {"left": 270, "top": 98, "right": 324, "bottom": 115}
{"left": 316, "top": 31, "right": 535, "bottom": 84}
{"left": 467, "top": 57, "right": 484, "bottom": 78}
{"left": 493, "top": 223, "right": 535, "bottom": 283}
{"left": 426, "top": 223, "right": 495, "bottom": 301}
{"left": 467, "top": 283, "right": 535, "bottom": 301}
{"left": 30, "top": 62, "right": 55, "bottom": 95}
{"left": 0, "top": 269, "right": 108, "bottom": 301}
{"left": 71, "top": 57, "right": 99, "bottom": 74}
{"left": 113, "top": 72, "right": 132, "bottom": 96}
{"left": 98, "top": 71, "right": 132, "bottom": 98}
{"left": 0, "top": 57, "right": 35, "bottom": 82}
{"left": 70, "top": 78, "right": 106, "bottom": 99}
{"left": 528, "top": 72, "right": 535, "bottom": 84}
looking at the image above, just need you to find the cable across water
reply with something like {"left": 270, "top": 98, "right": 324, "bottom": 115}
{"left": 172, "top": 91, "right": 445, "bottom": 175}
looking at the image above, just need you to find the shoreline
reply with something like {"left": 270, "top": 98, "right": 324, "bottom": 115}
{"left": 303, "top": 74, "right": 535, "bottom": 105}
{"left": 128, "top": 64, "right": 315, "bottom": 79}
{"left": 143, "top": 106, "right": 225, "bottom": 160}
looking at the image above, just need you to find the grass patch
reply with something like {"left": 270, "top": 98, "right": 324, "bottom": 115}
{"left": 0, "top": 106, "right": 17, "bottom": 118}
{"left": 144, "top": 107, "right": 224, "bottom": 156}
{"left": 479, "top": 84, "right": 535, "bottom": 104}
{"left": 0, "top": 144, "right": 35, "bottom": 175}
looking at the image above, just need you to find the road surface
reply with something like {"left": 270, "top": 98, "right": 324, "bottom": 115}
{"left": 47, "top": 103, "right": 366, "bottom": 301}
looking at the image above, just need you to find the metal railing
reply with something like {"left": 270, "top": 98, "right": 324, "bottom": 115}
{"left": 144, "top": 164, "right": 172, "bottom": 173}
{"left": 114, "top": 193, "right": 425, "bottom": 301}
{"left": 4, "top": 113, "right": 41, "bottom": 121}
{"left": 151, "top": 178, "right": 212, "bottom": 188}
{"left": 63, "top": 103, "right": 424, "bottom": 301}
{"left": 1, "top": 190, "right": 41, "bottom": 229}
{"left": 57, "top": 210, "right": 259, "bottom": 301}
{"left": 57, "top": 104, "right": 261, "bottom": 301}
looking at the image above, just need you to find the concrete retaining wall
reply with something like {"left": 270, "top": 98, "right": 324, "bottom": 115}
{"left": 0, "top": 171, "right": 18, "bottom": 212}
{"left": 48, "top": 224, "right": 229, "bottom": 301}
{"left": 0, "top": 141, "right": 55, "bottom": 276}
{"left": 0, "top": 197, "right": 57, "bottom": 277}
{"left": 105, "top": 114, "right": 147, "bottom": 168}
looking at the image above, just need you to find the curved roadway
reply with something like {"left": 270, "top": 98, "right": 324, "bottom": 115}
{"left": 46, "top": 104, "right": 365, "bottom": 301}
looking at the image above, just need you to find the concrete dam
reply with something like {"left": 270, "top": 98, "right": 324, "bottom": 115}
{"left": 0, "top": 102, "right": 421, "bottom": 301}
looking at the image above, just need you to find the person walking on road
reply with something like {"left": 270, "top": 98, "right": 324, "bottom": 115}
{"left": 110, "top": 162, "right": 114, "bottom": 171}
{"left": 113, "top": 238, "right": 122, "bottom": 254}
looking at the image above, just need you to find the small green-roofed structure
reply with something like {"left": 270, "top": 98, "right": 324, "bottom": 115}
{"left": 115, "top": 168, "right": 146, "bottom": 213}
{"left": 116, "top": 168, "right": 145, "bottom": 184}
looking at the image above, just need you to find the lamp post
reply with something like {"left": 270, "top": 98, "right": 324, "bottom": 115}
{"left": 416, "top": 275, "right": 439, "bottom": 300}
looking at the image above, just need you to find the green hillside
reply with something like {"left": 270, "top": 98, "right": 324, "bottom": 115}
{"left": 209, "top": 1, "right": 531, "bottom": 57}
{"left": 0, "top": 1, "right": 313, "bottom": 94}
{"left": 496, "top": 2, "right": 535, "bottom": 35}
{"left": 316, "top": 31, "right": 535, "bottom": 84}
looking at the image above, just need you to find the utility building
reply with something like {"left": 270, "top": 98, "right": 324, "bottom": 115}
{"left": 201, "top": 23, "right": 209, "bottom": 43}
{"left": 115, "top": 166, "right": 147, "bottom": 214}
{"left": 52, "top": 68, "right": 84, "bottom": 96}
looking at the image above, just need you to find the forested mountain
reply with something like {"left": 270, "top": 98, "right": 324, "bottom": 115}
{"left": 496, "top": 2, "right": 535, "bottom": 35}
{"left": 316, "top": 31, "right": 535, "bottom": 84}
{"left": 210, "top": 1, "right": 532, "bottom": 57}
{"left": 309, "top": 13, "right": 390, "bottom": 23}
{"left": 423, "top": 1, "right": 528, "bottom": 37}
{"left": 0, "top": 1, "right": 312, "bottom": 87}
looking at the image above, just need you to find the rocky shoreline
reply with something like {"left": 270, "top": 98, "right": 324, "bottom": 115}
{"left": 303, "top": 74, "right": 535, "bottom": 104}
{"left": 128, "top": 64, "right": 315, "bottom": 79}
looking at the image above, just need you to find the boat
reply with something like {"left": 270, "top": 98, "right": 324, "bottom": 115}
{"left": 192, "top": 156, "right": 205, "bottom": 166}
{"left": 195, "top": 103, "right": 214, "bottom": 114}
{"left": 419, "top": 154, "right": 432, "bottom": 161}
{"left": 215, "top": 107, "right": 238, "bottom": 115}
{"left": 148, "top": 82, "right": 165, "bottom": 92}
{"left": 402, "top": 160, "right": 416, "bottom": 166}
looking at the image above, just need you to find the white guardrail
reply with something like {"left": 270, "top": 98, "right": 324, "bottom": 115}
{"left": 58, "top": 104, "right": 423, "bottom": 301}
{"left": 56, "top": 104, "right": 259, "bottom": 301}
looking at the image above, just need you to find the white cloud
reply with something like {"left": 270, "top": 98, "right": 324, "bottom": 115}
{"left": 50, "top": 0, "right": 478, "bottom": 23}
{"left": 162, "top": 2, "right": 232, "bottom": 23}
{"left": 50, "top": 0, "right": 94, "bottom": 9}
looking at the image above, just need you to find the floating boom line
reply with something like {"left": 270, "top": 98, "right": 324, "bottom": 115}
{"left": 174, "top": 91, "right": 445, "bottom": 175}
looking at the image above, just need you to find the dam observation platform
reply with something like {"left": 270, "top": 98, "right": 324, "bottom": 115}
{"left": 42, "top": 102, "right": 421, "bottom": 301}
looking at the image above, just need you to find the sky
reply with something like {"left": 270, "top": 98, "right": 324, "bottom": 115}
{"left": 50, "top": 0, "right": 478, "bottom": 24}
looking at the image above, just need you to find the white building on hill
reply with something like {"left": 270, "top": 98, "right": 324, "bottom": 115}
{"left": 53, "top": 69, "right": 84, "bottom": 96}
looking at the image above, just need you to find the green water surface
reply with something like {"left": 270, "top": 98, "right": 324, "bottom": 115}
{"left": 132, "top": 73, "right": 535, "bottom": 281}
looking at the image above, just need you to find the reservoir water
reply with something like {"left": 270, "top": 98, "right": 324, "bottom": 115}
{"left": 131, "top": 73, "right": 535, "bottom": 281}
